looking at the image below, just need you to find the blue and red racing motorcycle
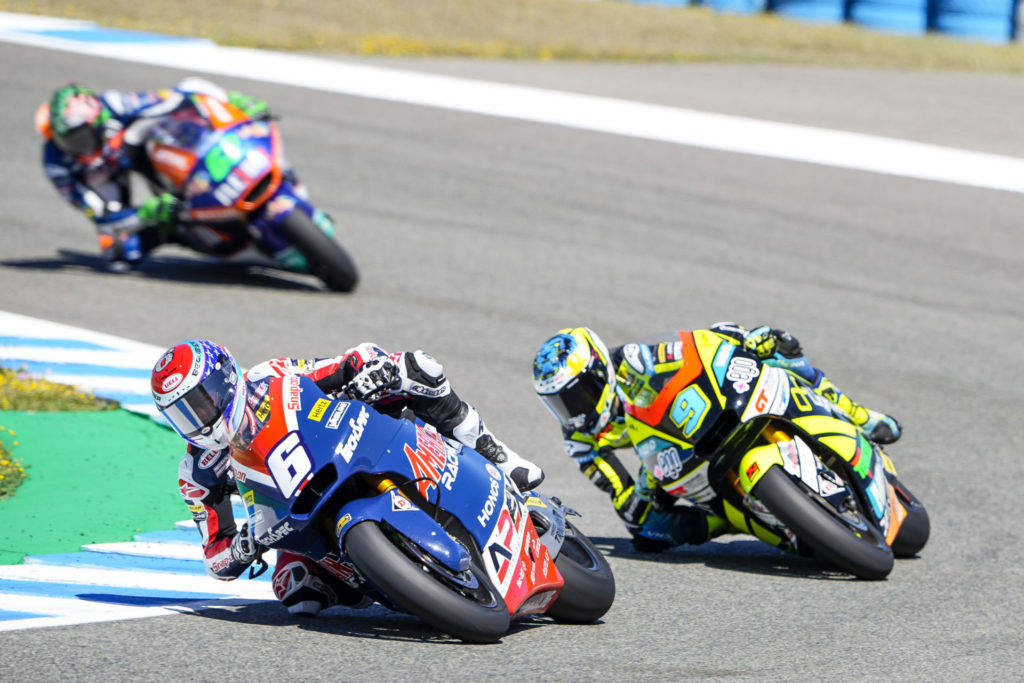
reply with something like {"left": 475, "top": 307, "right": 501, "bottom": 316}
{"left": 231, "top": 374, "right": 615, "bottom": 642}
{"left": 145, "top": 93, "right": 358, "bottom": 291}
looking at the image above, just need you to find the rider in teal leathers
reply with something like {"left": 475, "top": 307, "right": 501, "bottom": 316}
{"left": 532, "top": 323, "right": 902, "bottom": 552}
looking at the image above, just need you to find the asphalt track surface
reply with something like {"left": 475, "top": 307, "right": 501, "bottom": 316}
{"left": 2, "top": 41, "right": 1023, "bottom": 680}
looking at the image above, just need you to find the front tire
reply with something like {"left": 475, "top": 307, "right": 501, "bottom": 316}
{"left": 343, "top": 521, "right": 509, "bottom": 643}
{"left": 751, "top": 466, "right": 894, "bottom": 580}
{"left": 545, "top": 522, "right": 616, "bottom": 623}
{"left": 279, "top": 210, "right": 358, "bottom": 292}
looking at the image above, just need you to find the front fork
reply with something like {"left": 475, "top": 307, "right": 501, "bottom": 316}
{"left": 248, "top": 184, "right": 335, "bottom": 271}
{"left": 730, "top": 425, "right": 906, "bottom": 548}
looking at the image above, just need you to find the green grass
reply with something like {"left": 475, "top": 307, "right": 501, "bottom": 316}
{"left": 3, "top": 0, "right": 1024, "bottom": 73}
{"left": 0, "top": 367, "right": 118, "bottom": 499}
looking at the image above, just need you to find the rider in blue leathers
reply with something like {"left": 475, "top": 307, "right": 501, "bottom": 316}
{"left": 36, "top": 78, "right": 273, "bottom": 271}
{"left": 532, "top": 323, "right": 902, "bottom": 552}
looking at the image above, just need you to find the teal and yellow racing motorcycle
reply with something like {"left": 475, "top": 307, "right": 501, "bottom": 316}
{"left": 618, "top": 330, "right": 929, "bottom": 579}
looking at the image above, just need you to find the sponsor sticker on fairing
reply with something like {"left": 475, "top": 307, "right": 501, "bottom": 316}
{"left": 257, "top": 520, "right": 294, "bottom": 545}
{"left": 325, "top": 402, "right": 349, "bottom": 429}
{"left": 390, "top": 490, "right": 418, "bottom": 512}
{"left": 285, "top": 376, "right": 302, "bottom": 410}
{"left": 335, "top": 405, "right": 369, "bottom": 462}
{"left": 477, "top": 475, "right": 502, "bottom": 527}
{"left": 307, "top": 398, "right": 331, "bottom": 422}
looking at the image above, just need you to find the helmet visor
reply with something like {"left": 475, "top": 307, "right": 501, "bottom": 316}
{"left": 539, "top": 369, "right": 609, "bottom": 433}
{"left": 53, "top": 124, "right": 101, "bottom": 157}
{"left": 161, "top": 360, "right": 238, "bottom": 442}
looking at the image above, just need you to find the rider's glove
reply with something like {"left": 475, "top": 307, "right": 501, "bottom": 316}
{"left": 743, "top": 326, "right": 803, "bottom": 360}
{"left": 345, "top": 357, "right": 401, "bottom": 401}
{"left": 230, "top": 522, "right": 261, "bottom": 566}
{"left": 138, "top": 193, "right": 181, "bottom": 233}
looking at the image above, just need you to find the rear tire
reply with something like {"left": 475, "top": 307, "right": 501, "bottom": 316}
{"left": 545, "top": 522, "right": 616, "bottom": 623}
{"left": 888, "top": 474, "right": 930, "bottom": 558}
{"left": 751, "top": 466, "right": 894, "bottom": 580}
{"left": 343, "top": 521, "right": 509, "bottom": 643}
{"left": 279, "top": 210, "right": 358, "bottom": 292}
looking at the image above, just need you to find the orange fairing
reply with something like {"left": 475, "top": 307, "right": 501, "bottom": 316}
{"left": 884, "top": 484, "right": 908, "bottom": 546}
{"left": 191, "top": 93, "right": 251, "bottom": 129}
{"left": 35, "top": 102, "right": 52, "bottom": 139}
{"left": 150, "top": 143, "right": 198, "bottom": 191}
{"left": 234, "top": 123, "right": 282, "bottom": 213}
{"left": 623, "top": 331, "right": 703, "bottom": 426}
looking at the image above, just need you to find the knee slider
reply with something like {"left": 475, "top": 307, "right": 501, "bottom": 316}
{"left": 272, "top": 560, "right": 337, "bottom": 611}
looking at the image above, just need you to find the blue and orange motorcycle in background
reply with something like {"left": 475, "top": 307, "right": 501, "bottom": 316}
{"left": 232, "top": 374, "right": 615, "bottom": 642}
{"left": 145, "top": 93, "right": 358, "bottom": 291}
{"left": 618, "top": 330, "right": 929, "bottom": 579}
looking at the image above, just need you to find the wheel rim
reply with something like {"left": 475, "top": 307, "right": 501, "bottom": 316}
{"left": 387, "top": 529, "right": 502, "bottom": 608}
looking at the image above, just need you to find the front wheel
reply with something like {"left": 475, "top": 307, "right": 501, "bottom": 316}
{"left": 279, "top": 210, "right": 359, "bottom": 292}
{"left": 545, "top": 522, "right": 616, "bottom": 623}
{"left": 343, "top": 521, "right": 509, "bottom": 643}
{"left": 751, "top": 466, "right": 894, "bottom": 580}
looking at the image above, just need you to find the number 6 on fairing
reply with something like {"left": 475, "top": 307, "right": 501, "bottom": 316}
{"left": 267, "top": 432, "right": 312, "bottom": 498}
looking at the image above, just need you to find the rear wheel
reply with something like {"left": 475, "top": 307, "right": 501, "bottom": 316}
{"left": 343, "top": 521, "right": 509, "bottom": 643}
{"left": 751, "top": 466, "right": 894, "bottom": 580}
{"left": 279, "top": 210, "right": 358, "bottom": 292}
{"left": 888, "top": 474, "right": 930, "bottom": 558}
{"left": 545, "top": 522, "right": 616, "bottom": 623}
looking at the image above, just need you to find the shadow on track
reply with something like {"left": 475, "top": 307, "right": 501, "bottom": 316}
{"left": 589, "top": 535, "right": 859, "bottom": 581}
{"left": 1, "top": 249, "right": 329, "bottom": 292}
{"left": 184, "top": 600, "right": 553, "bottom": 644}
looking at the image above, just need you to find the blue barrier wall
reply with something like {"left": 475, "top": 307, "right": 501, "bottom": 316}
{"left": 626, "top": 0, "right": 1021, "bottom": 42}
{"left": 768, "top": 0, "right": 848, "bottom": 23}
{"left": 848, "top": 0, "right": 930, "bottom": 34}
{"left": 930, "top": 0, "right": 1017, "bottom": 41}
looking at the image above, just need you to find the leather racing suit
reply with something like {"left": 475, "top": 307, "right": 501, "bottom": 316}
{"left": 39, "top": 78, "right": 274, "bottom": 266}
{"left": 561, "top": 322, "right": 900, "bottom": 552}
{"left": 178, "top": 342, "right": 522, "bottom": 612}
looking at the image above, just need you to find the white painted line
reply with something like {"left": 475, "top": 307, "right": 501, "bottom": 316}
{"left": 0, "top": 595, "right": 259, "bottom": 632}
{"left": 0, "top": 311, "right": 164, "bottom": 356}
{"left": 3, "top": 13, "right": 1024, "bottom": 193}
{"left": 83, "top": 541, "right": 280, "bottom": 565}
{"left": 0, "top": 565, "right": 275, "bottom": 599}
{"left": 0, "top": 347, "right": 160, "bottom": 370}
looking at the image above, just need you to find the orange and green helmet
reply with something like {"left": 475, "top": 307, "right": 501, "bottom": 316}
{"left": 40, "top": 84, "right": 110, "bottom": 158}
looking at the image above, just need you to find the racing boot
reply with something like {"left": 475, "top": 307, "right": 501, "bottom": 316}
{"left": 474, "top": 434, "right": 545, "bottom": 492}
{"left": 812, "top": 373, "right": 902, "bottom": 444}
{"left": 272, "top": 554, "right": 372, "bottom": 617}
{"left": 97, "top": 227, "right": 143, "bottom": 272}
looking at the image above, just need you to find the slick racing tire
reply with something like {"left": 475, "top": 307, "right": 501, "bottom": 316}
{"left": 751, "top": 466, "right": 895, "bottom": 580}
{"left": 545, "top": 522, "right": 616, "bottom": 623}
{"left": 343, "top": 521, "right": 509, "bottom": 643}
{"left": 279, "top": 210, "right": 359, "bottom": 292}
{"left": 888, "top": 474, "right": 930, "bottom": 558}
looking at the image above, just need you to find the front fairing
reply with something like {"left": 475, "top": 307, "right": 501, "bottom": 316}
{"left": 229, "top": 375, "right": 561, "bottom": 609}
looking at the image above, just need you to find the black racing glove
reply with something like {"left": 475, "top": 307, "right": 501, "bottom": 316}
{"left": 744, "top": 326, "right": 804, "bottom": 360}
